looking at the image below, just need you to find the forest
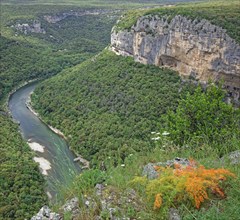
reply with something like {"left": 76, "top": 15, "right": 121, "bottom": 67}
{"left": 32, "top": 50, "right": 193, "bottom": 164}
{"left": 0, "top": 0, "right": 239, "bottom": 219}
{"left": 31, "top": 0, "right": 239, "bottom": 219}
{"left": 0, "top": 4, "right": 118, "bottom": 107}
{"left": 0, "top": 115, "right": 47, "bottom": 219}
{"left": 0, "top": 2, "right": 119, "bottom": 219}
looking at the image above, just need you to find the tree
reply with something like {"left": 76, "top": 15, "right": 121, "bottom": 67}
{"left": 163, "top": 84, "right": 240, "bottom": 151}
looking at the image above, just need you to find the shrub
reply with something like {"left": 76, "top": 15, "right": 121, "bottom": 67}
{"left": 163, "top": 84, "right": 240, "bottom": 153}
{"left": 130, "top": 160, "right": 235, "bottom": 216}
{"left": 73, "top": 169, "right": 107, "bottom": 194}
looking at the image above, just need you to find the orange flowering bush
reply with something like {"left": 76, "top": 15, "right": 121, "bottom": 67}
{"left": 174, "top": 164, "right": 235, "bottom": 209}
{"left": 154, "top": 193, "right": 163, "bottom": 209}
{"left": 130, "top": 160, "right": 235, "bottom": 212}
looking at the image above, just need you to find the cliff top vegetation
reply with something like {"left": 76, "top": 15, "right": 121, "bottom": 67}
{"left": 115, "top": 0, "right": 240, "bottom": 43}
{"left": 1, "top": 0, "right": 203, "bottom": 7}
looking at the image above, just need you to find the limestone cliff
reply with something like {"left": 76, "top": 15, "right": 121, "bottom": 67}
{"left": 14, "top": 20, "right": 46, "bottom": 34}
{"left": 111, "top": 15, "right": 240, "bottom": 101}
{"left": 43, "top": 9, "right": 121, "bottom": 23}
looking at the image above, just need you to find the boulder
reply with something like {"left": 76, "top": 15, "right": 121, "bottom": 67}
{"left": 31, "top": 206, "right": 62, "bottom": 220}
{"left": 221, "top": 150, "right": 240, "bottom": 165}
{"left": 142, "top": 157, "right": 190, "bottom": 179}
{"left": 169, "top": 208, "right": 181, "bottom": 220}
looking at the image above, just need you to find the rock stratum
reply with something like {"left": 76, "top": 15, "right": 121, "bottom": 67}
{"left": 43, "top": 9, "right": 121, "bottom": 23}
{"left": 111, "top": 15, "right": 240, "bottom": 101}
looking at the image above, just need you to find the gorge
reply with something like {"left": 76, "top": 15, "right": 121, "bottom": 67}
{"left": 1, "top": 0, "right": 240, "bottom": 219}
{"left": 8, "top": 82, "right": 81, "bottom": 200}
{"left": 111, "top": 14, "right": 240, "bottom": 102}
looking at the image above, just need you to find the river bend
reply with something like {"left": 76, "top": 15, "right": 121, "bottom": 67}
{"left": 8, "top": 82, "right": 81, "bottom": 200}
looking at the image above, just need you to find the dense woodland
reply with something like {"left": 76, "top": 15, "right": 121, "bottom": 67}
{"left": 0, "top": 3, "right": 119, "bottom": 219}
{"left": 0, "top": 115, "right": 47, "bottom": 219}
{"left": 0, "top": 0, "right": 240, "bottom": 219}
{"left": 0, "top": 5, "right": 118, "bottom": 107}
{"left": 32, "top": 50, "right": 192, "bottom": 164}
{"left": 32, "top": 1, "right": 239, "bottom": 219}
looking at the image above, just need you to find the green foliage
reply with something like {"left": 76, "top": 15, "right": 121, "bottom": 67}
{"left": 2, "top": 2, "right": 240, "bottom": 219}
{"left": 116, "top": 0, "right": 240, "bottom": 43}
{"left": 64, "top": 169, "right": 107, "bottom": 201}
{"left": 0, "top": 4, "right": 119, "bottom": 218}
{"left": 59, "top": 79, "right": 240, "bottom": 219}
{"left": 0, "top": 36, "right": 61, "bottom": 106}
{"left": 0, "top": 5, "right": 119, "bottom": 108}
{"left": 32, "top": 50, "right": 189, "bottom": 164}
{"left": 0, "top": 115, "right": 48, "bottom": 219}
{"left": 74, "top": 169, "right": 107, "bottom": 194}
{"left": 163, "top": 85, "right": 240, "bottom": 154}
{"left": 130, "top": 161, "right": 236, "bottom": 219}
{"left": 10, "top": 10, "right": 117, "bottom": 53}
{"left": 1, "top": 0, "right": 201, "bottom": 7}
{"left": 62, "top": 141, "right": 240, "bottom": 219}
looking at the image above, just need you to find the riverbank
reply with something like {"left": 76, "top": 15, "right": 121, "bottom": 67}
{"left": 26, "top": 95, "right": 67, "bottom": 140}
{"left": 25, "top": 89, "right": 90, "bottom": 169}
{"left": 3, "top": 79, "right": 40, "bottom": 113}
{"left": 8, "top": 82, "right": 83, "bottom": 200}
{"left": 7, "top": 81, "right": 89, "bottom": 171}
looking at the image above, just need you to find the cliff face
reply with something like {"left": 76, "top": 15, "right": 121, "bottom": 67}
{"left": 43, "top": 9, "right": 121, "bottom": 23}
{"left": 111, "top": 15, "right": 240, "bottom": 101}
{"left": 14, "top": 20, "right": 46, "bottom": 34}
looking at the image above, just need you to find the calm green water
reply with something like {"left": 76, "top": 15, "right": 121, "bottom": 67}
{"left": 8, "top": 82, "right": 81, "bottom": 200}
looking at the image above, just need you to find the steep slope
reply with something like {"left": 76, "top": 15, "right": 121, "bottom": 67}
{"left": 0, "top": 5, "right": 118, "bottom": 108}
{"left": 31, "top": 0, "right": 240, "bottom": 166}
{"left": 111, "top": 0, "right": 240, "bottom": 102}
{"left": 0, "top": 5, "right": 118, "bottom": 219}
{"left": 0, "top": 115, "right": 47, "bottom": 219}
{"left": 30, "top": 1, "right": 240, "bottom": 219}
{"left": 32, "top": 50, "right": 191, "bottom": 164}
{"left": 1, "top": 2, "right": 210, "bottom": 219}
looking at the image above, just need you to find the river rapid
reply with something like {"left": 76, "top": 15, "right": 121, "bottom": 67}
{"left": 8, "top": 82, "right": 81, "bottom": 201}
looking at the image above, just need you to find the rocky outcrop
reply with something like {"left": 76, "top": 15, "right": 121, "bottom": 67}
{"left": 169, "top": 208, "right": 181, "bottom": 220}
{"left": 143, "top": 157, "right": 190, "bottom": 179}
{"left": 111, "top": 15, "right": 240, "bottom": 101}
{"left": 221, "top": 150, "right": 240, "bottom": 165}
{"left": 31, "top": 199, "right": 80, "bottom": 220}
{"left": 31, "top": 206, "right": 62, "bottom": 220}
{"left": 61, "top": 197, "right": 80, "bottom": 218}
{"left": 31, "top": 188, "right": 140, "bottom": 220}
{"left": 44, "top": 9, "right": 121, "bottom": 23}
{"left": 73, "top": 154, "right": 90, "bottom": 169}
{"left": 13, "top": 20, "right": 46, "bottom": 34}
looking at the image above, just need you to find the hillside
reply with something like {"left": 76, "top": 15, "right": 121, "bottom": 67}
{"left": 111, "top": 0, "right": 240, "bottom": 102}
{"left": 0, "top": 115, "right": 47, "bottom": 219}
{"left": 1, "top": 0, "right": 240, "bottom": 219}
{"left": 1, "top": 6, "right": 120, "bottom": 217}
{"left": 1, "top": 1, "right": 210, "bottom": 219}
{"left": 31, "top": 50, "right": 191, "bottom": 164}
{"left": 31, "top": 0, "right": 240, "bottom": 166}
{"left": 31, "top": 1, "right": 240, "bottom": 219}
{"left": 0, "top": 3, "right": 118, "bottom": 220}
{"left": 0, "top": 4, "right": 119, "bottom": 108}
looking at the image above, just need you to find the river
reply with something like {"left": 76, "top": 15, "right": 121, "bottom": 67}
{"left": 8, "top": 82, "right": 81, "bottom": 201}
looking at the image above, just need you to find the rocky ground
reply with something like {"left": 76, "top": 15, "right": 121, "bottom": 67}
{"left": 31, "top": 151, "right": 239, "bottom": 220}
